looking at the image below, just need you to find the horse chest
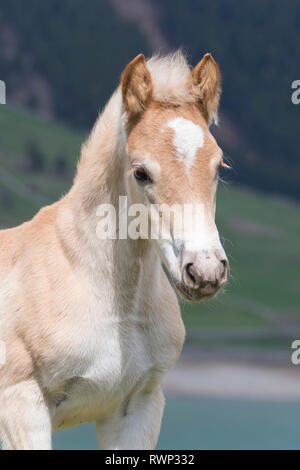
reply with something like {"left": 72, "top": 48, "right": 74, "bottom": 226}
{"left": 82, "top": 321, "right": 157, "bottom": 390}
{"left": 52, "top": 315, "right": 172, "bottom": 429}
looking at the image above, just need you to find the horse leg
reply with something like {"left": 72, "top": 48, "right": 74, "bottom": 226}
{"left": 96, "top": 387, "right": 165, "bottom": 450}
{"left": 0, "top": 379, "right": 52, "bottom": 450}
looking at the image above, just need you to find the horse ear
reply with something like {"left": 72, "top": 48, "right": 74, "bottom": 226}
{"left": 121, "top": 54, "right": 152, "bottom": 118}
{"left": 190, "top": 53, "right": 221, "bottom": 125}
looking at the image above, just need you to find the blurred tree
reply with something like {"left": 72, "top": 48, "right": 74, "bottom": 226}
{"left": 153, "top": 0, "right": 300, "bottom": 199}
{"left": 25, "top": 141, "right": 45, "bottom": 172}
{"left": 0, "top": 0, "right": 150, "bottom": 128}
{"left": 54, "top": 155, "right": 68, "bottom": 177}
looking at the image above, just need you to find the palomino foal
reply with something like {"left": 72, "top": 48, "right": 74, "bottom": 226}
{"left": 0, "top": 51, "right": 229, "bottom": 450}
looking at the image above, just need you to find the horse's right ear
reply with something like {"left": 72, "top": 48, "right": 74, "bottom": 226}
{"left": 121, "top": 54, "right": 152, "bottom": 118}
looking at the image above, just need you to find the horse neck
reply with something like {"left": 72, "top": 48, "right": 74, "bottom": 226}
{"left": 64, "top": 89, "right": 159, "bottom": 292}
{"left": 71, "top": 89, "right": 126, "bottom": 207}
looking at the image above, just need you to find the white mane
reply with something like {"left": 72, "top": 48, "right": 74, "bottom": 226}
{"left": 147, "top": 50, "right": 194, "bottom": 104}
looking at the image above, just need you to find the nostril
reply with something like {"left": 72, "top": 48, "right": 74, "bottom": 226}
{"left": 184, "top": 263, "right": 202, "bottom": 289}
{"left": 186, "top": 263, "right": 196, "bottom": 283}
{"left": 220, "top": 259, "right": 229, "bottom": 283}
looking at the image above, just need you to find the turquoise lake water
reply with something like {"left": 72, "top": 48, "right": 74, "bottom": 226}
{"left": 52, "top": 396, "right": 300, "bottom": 450}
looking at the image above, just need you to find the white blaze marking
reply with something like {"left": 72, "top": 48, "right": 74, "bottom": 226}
{"left": 167, "top": 117, "right": 204, "bottom": 169}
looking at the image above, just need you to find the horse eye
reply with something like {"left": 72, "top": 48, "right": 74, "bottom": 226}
{"left": 133, "top": 167, "right": 152, "bottom": 184}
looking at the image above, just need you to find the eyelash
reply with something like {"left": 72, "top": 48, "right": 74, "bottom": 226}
{"left": 220, "top": 159, "right": 231, "bottom": 170}
{"left": 217, "top": 160, "right": 231, "bottom": 182}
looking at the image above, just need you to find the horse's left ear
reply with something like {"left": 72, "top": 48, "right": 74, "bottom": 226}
{"left": 190, "top": 53, "right": 221, "bottom": 125}
{"left": 121, "top": 54, "right": 152, "bottom": 118}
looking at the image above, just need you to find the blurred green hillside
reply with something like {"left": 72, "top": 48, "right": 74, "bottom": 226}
{"left": 155, "top": 0, "right": 300, "bottom": 199}
{"left": 1, "top": 0, "right": 300, "bottom": 199}
{"left": 0, "top": 104, "right": 299, "bottom": 353}
{"left": 0, "top": 0, "right": 149, "bottom": 128}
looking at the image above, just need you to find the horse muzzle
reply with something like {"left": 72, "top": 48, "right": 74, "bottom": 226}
{"left": 176, "top": 250, "right": 229, "bottom": 301}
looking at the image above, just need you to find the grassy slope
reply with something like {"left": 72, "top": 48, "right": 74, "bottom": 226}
{"left": 0, "top": 105, "right": 82, "bottom": 225}
{"left": 0, "top": 104, "right": 299, "bottom": 351}
{"left": 183, "top": 184, "right": 300, "bottom": 349}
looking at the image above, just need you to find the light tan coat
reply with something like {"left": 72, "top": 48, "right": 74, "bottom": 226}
{"left": 0, "top": 51, "right": 227, "bottom": 449}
